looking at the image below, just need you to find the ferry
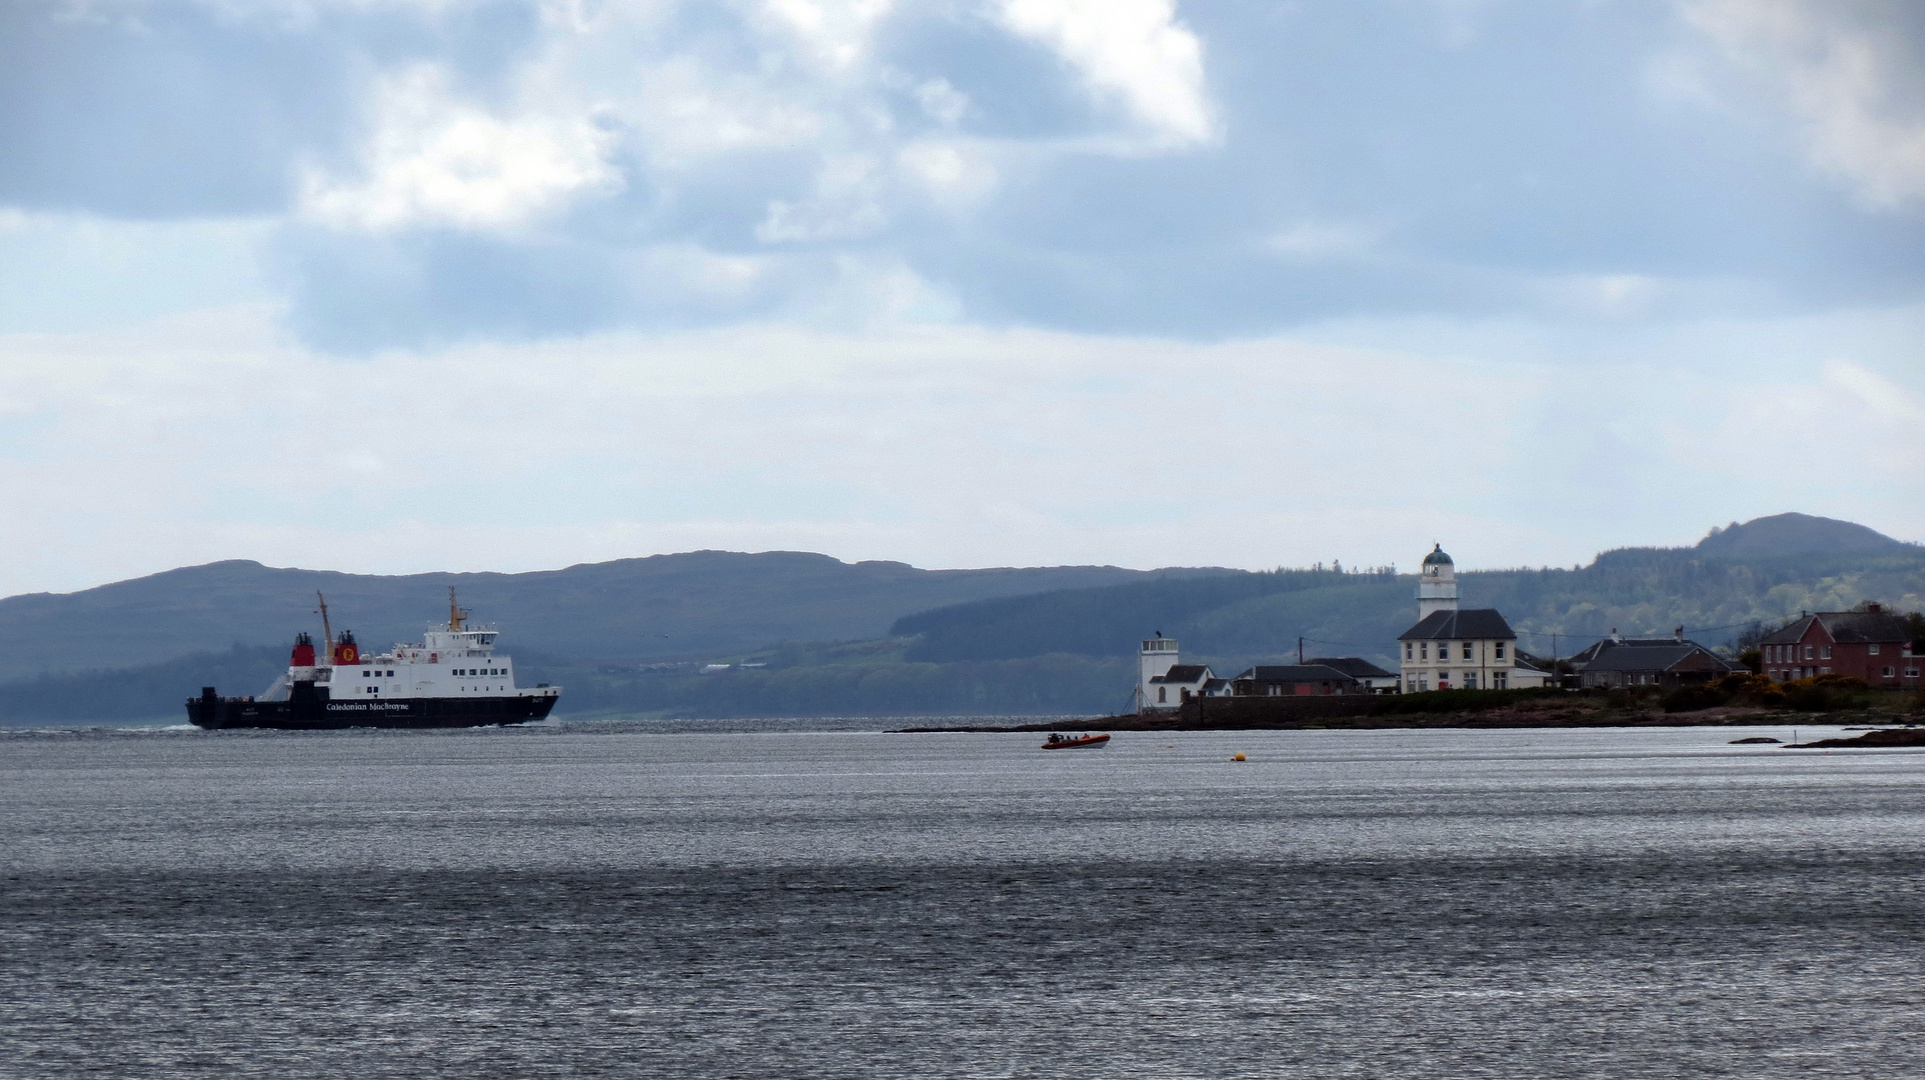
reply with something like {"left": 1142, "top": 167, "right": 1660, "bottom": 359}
{"left": 186, "top": 590, "right": 561, "bottom": 730}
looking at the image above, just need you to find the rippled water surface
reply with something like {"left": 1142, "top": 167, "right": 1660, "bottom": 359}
{"left": 3, "top": 723, "right": 1923, "bottom": 1078}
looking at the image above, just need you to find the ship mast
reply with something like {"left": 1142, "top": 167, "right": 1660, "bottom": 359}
{"left": 448, "top": 586, "right": 467, "bottom": 631}
{"left": 316, "top": 591, "right": 333, "bottom": 668}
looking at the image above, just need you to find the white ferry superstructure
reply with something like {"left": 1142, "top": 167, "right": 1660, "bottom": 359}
{"left": 187, "top": 590, "right": 562, "bottom": 730}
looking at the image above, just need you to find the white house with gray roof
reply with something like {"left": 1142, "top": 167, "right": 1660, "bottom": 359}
{"left": 1395, "top": 545, "right": 1553, "bottom": 692}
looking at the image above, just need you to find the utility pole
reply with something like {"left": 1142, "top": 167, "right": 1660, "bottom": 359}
{"left": 1298, "top": 637, "right": 1304, "bottom": 665}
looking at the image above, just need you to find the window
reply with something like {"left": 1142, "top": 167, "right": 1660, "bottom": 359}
{"left": 1495, "top": 643, "right": 1506, "bottom": 659}
{"left": 1420, "top": 643, "right": 1429, "bottom": 660}
{"left": 1464, "top": 673, "right": 1478, "bottom": 689}
{"left": 1870, "top": 643, "right": 1880, "bottom": 655}
{"left": 1462, "top": 642, "right": 1473, "bottom": 660}
{"left": 1820, "top": 645, "right": 1831, "bottom": 660}
{"left": 1494, "top": 672, "right": 1508, "bottom": 689}
{"left": 1906, "top": 668, "right": 1920, "bottom": 678}
{"left": 1405, "top": 643, "right": 1413, "bottom": 660}
{"left": 1157, "top": 686, "right": 1166, "bottom": 703}
{"left": 1884, "top": 667, "right": 1895, "bottom": 678}
{"left": 1820, "top": 667, "right": 1832, "bottom": 675}
{"left": 1804, "top": 645, "right": 1814, "bottom": 660}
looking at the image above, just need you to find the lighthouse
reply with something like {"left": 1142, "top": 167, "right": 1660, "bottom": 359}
{"left": 1417, "top": 544, "right": 1458, "bottom": 619}
{"left": 1138, "top": 633, "right": 1180, "bottom": 710}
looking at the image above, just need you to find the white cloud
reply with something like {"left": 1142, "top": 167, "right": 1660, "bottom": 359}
{"left": 993, "top": 0, "right": 1215, "bottom": 145}
{"left": 897, "top": 141, "right": 999, "bottom": 206}
{"left": 756, "top": 154, "right": 890, "bottom": 242}
{"left": 759, "top": 0, "right": 896, "bottom": 73}
{"left": 11, "top": 303, "right": 1922, "bottom": 600}
{"left": 300, "top": 63, "right": 620, "bottom": 231}
{"left": 914, "top": 77, "right": 969, "bottom": 125}
{"left": 1684, "top": 0, "right": 1925, "bottom": 208}
{"left": 1266, "top": 219, "right": 1385, "bottom": 260}
{"left": 294, "top": 0, "right": 1218, "bottom": 241}
{"left": 1824, "top": 357, "right": 1925, "bottom": 426}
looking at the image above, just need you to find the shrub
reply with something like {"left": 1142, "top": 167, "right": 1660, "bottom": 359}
{"left": 1779, "top": 674, "right": 1873, "bottom": 712}
{"left": 1662, "top": 683, "right": 1728, "bottom": 713}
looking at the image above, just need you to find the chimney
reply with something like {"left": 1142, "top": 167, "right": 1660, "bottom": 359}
{"left": 1674, "top": 625, "right": 1684, "bottom": 642}
{"left": 1611, "top": 628, "right": 1621, "bottom": 644}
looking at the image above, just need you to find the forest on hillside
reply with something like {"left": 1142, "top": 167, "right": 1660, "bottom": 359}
{"left": 894, "top": 547, "right": 1925, "bottom": 673}
{"left": 8, "top": 543, "right": 1921, "bottom": 724}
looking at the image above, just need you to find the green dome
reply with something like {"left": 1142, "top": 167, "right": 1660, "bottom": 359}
{"left": 1421, "top": 544, "right": 1453, "bottom": 567}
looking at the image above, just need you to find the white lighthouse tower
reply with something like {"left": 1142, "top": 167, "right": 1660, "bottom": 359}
{"left": 1417, "top": 544, "right": 1459, "bottom": 619}
{"left": 1138, "top": 633, "right": 1180, "bottom": 710}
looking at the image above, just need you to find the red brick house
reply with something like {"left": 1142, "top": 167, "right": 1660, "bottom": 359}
{"left": 1759, "top": 607, "right": 1921, "bottom": 688}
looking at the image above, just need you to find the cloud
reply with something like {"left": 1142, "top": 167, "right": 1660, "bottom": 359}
{"left": 301, "top": 63, "right": 620, "bottom": 231}
{"left": 3, "top": 303, "right": 1920, "bottom": 598}
{"left": 1823, "top": 357, "right": 1925, "bottom": 426}
{"left": 3, "top": 1, "right": 1924, "bottom": 350}
{"left": 1266, "top": 219, "right": 1386, "bottom": 261}
{"left": 1683, "top": 0, "right": 1925, "bottom": 208}
{"left": 991, "top": 0, "right": 1214, "bottom": 145}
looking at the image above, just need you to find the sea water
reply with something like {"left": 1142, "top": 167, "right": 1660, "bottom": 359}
{"left": 2, "top": 723, "right": 1921, "bottom": 1078}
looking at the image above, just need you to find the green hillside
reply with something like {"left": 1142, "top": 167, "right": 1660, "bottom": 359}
{"left": 5, "top": 514, "right": 1920, "bottom": 723}
{"left": 894, "top": 536, "right": 1925, "bottom": 676}
{"left": 0, "top": 552, "right": 1220, "bottom": 684}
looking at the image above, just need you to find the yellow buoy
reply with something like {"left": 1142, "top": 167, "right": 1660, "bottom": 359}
{"left": 1232, "top": 752, "right": 1246, "bottom": 762}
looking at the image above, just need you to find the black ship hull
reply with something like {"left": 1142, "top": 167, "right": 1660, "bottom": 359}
{"left": 187, "top": 687, "right": 559, "bottom": 730}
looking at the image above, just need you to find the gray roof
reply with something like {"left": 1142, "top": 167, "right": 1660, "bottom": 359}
{"left": 1583, "top": 645, "right": 1737, "bottom": 674}
{"left": 1569, "top": 636, "right": 1718, "bottom": 667}
{"left": 1149, "top": 664, "right": 1212, "bottom": 684}
{"left": 1232, "top": 665, "right": 1359, "bottom": 684}
{"left": 1762, "top": 612, "right": 1914, "bottom": 646}
{"left": 1397, "top": 608, "right": 1516, "bottom": 641}
{"left": 1307, "top": 656, "right": 1396, "bottom": 679}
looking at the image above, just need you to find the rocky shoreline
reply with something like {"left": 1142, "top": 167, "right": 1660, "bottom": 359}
{"left": 1787, "top": 727, "right": 1925, "bottom": 749}
{"left": 892, "top": 700, "right": 1925, "bottom": 735}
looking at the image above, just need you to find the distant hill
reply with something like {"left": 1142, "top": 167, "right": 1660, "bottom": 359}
{"left": 1694, "top": 513, "right": 1908, "bottom": 558}
{"left": 0, "top": 552, "right": 1223, "bottom": 684}
{"left": 890, "top": 515, "right": 1925, "bottom": 675}
{"left": 6, "top": 513, "right": 1921, "bottom": 723}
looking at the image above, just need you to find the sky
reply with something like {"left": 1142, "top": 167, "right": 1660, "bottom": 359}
{"left": 1, "top": 0, "right": 1922, "bottom": 597}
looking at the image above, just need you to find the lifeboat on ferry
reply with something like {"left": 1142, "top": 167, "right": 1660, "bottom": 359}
{"left": 1041, "top": 732, "right": 1110, "bottom": 750}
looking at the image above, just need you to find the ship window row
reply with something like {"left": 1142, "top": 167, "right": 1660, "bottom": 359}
{"left": 362, "top": 670, "right": 394, "bottom": 678}
{"left": 454, "top": 668, "right": 504, "bottom": 676}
